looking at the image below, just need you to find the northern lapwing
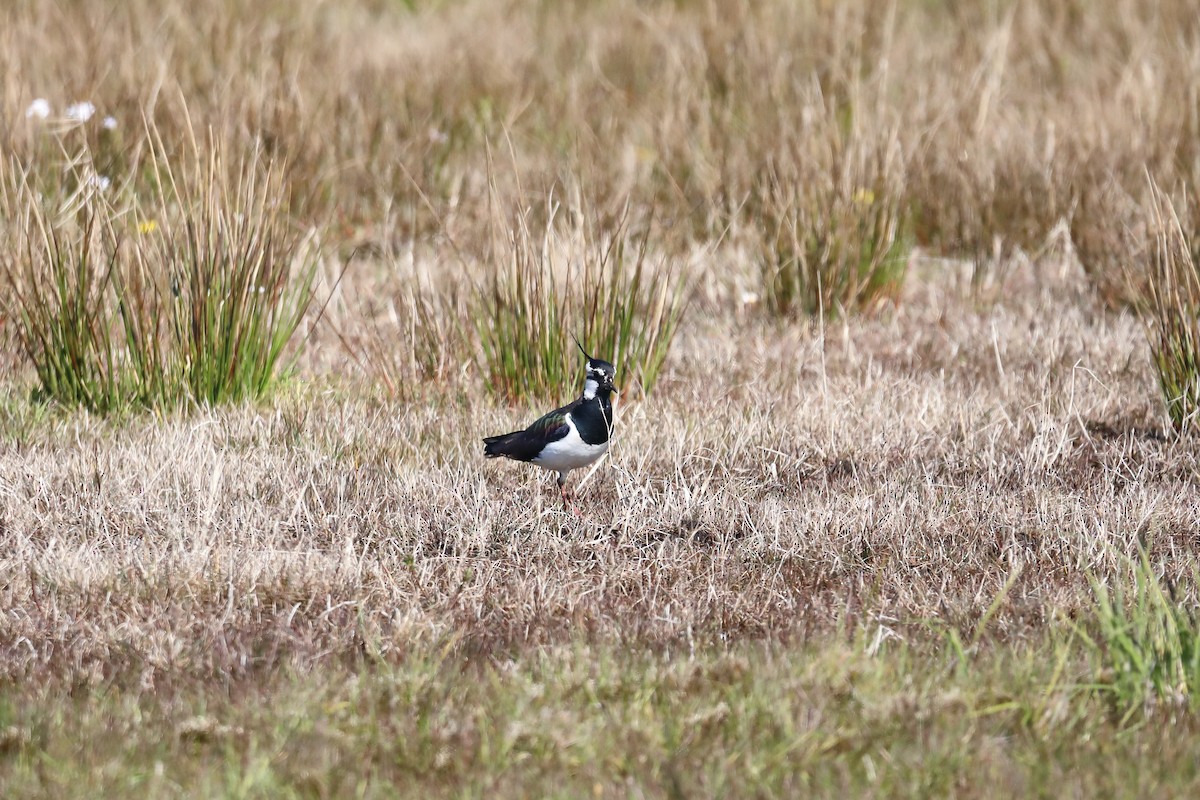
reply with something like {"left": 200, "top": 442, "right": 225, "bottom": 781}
{"left": 483, "top": 343, "right": 617, "bottom": 513}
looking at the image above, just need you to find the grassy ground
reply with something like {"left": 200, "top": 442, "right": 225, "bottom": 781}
{"left": 4, "top": 262, "right": 1198, "bottom": 796}
{"left": 3, "top": 0, "right": 1200, "bottom": 796}
{"left": 5, "top": 641, "right": 1200, "bottom": 798}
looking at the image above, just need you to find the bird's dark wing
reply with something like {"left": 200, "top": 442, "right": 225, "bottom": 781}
{"left": 483, "top": 400, "right": 576, "bottom": 462}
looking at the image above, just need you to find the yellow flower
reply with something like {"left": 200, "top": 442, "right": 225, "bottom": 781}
{"left": 853, "top": 188, "right": 875, "bottom": 206}
{"left": 137, "top": 220, "right": 158, "bottom": 234}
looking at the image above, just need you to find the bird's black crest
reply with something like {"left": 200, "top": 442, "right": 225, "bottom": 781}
{"left": 572, "top": 334, "right": 591, "bottom": 362}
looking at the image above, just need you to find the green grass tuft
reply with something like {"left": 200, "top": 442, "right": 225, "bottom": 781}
{"left": 141, "top": 133, "right": 321, "bottom": 407}
{"left": 0, "top": 164, "right": 134, "bottom": 412}
{"left": 474, "top": 198, "right": 687, "bottom": 402}
{"left": 1084, "top": 551, "right": 1200, "bottom": 719}
{"left": 756, "top": 128, "right": 910, "bottom": 318}
{"left": 0, "top": 131, "right": 320, "bottom": 414}
{"left": 1137, "top": 182, "right": 1200, "bottom": 433}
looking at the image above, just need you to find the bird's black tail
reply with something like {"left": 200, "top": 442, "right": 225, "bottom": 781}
{"left": 483, "top": 432, "right": 519, "bottom": 458}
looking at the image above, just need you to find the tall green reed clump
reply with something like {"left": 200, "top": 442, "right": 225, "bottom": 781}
{"left": 0, "top": 184, "right": 127, "bottom": 411}
{"left": 756, "top": 127, "right": 910, "bottom": 318}
{"left": 1137, "top": 182, "right": 1200, "bottom": 433}
{"left": 1085, "top": 552, "right": 1200, "bottom": 719}
{"left": 140, "top": 134, "right": 321, "bottom": 405}
{"left": 0, "top": 133, "right": 320, "bottom": 413}
{"left": 475, "top": 199, "right": 688, "bottom": 402}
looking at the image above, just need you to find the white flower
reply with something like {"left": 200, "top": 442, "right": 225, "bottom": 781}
{"left": 88, "top": 174, "right": 112, "bottom": 192}
{"left": 102, "top": 116, "right": 118, "bottom": 130}
{"left": 25, "top": 98, "right": 51, "bottom": 119}
{"left": 427, "top": 126, "right": 449, "bottom": 145}
{"left": 65, "top": 101, "right": 96, "bottom": 122}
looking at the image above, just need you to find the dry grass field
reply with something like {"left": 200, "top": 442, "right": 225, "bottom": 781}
{"left": 3, "top": 0, "right": 1200, "bottom": 797}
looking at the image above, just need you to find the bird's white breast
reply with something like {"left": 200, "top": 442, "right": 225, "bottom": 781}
{"left": 532, "top": 418, "right": 609, "bottom": 472}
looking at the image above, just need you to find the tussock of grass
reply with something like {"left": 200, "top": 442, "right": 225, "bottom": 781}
{"left": 140, "top": 132, "right": 321, "bottom": 406}
{"left": 756, "top": 127, "right": 909, "bottom": 317}
{"left": 0, "top": 130, "right": 320, "bottom": 413}
{"left": 475, "top": 197, "right": 686, "bottom": 400}
{"left": 1086, "top": 552, "right": 1200, "bottom": 718}
{"left": 1138, "top": 183, "right": 1200, "bottom": 433}
{"left": 0, "top": 195, "right": 127, "bottom": 412}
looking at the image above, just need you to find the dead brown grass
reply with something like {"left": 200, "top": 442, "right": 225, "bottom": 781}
{"left": 2, "top": 0, "right": 1198, "bottom": 269}
{"left": 4, "top": 254, "right": 1197, "bottom": 686}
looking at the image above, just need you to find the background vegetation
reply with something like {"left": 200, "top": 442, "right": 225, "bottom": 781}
{"left": 1, "top": 0, "right": 1199, "bottom": 795}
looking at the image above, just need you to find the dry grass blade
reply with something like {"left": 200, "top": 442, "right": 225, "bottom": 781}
{"left": 336, "top": 277, "right": 463, "bottom": 398}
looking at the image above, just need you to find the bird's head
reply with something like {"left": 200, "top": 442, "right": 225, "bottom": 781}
{"left": 574, "top": 338, "right": 616, "bottom": 399}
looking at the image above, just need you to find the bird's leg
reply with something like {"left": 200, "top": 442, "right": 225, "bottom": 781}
{"left": 558, "top": 472, "right": 584, "bottom": 519}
